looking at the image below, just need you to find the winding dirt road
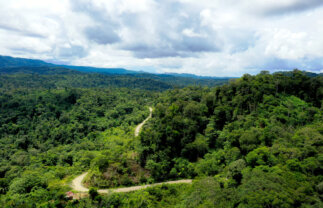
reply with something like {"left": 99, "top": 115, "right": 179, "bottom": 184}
{"left": 71, "top": 172, "right": 89, "bottom": 192}
{"left": 71, "top": 172, "right": 192, "bottom": 193}
{"left": 135, "top": 107, "right": 153, "bottom": 137}
{"left": 71, "top": 107, "right": 192, "bottom": 194}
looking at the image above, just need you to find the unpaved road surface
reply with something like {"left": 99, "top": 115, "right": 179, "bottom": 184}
{"left": 135, "top": 107, "right": 152, "bottom": 137}
{"left": 71, "top": 107, "right": 192, "bottom": 194}
{"left": 107, "top": 179, "right": 192, "bottom": 193}
{"left": 71, "top": 172, "right": 89, "bottom": 192}
{"left": 71, "top": 172, "right": 192, "bottom": 193}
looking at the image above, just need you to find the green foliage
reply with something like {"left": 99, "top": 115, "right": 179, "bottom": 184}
{"left": 169, "top": 158, "right": 195, "bottom": 179}
{"left": 91, "top": 155, "right": 109, "bottom": 172}
{"left": 181, "top": 177, "right": 237, "bottom": 208}
{"left": 0, "top": 82, "right": 155, "bottom": 206}
{"left": 228, "top": 159, "right": 246, "bottom": 185}
{"left": 245, "top": 146, "right": 277, "bottom": 167}
{"left": 238, "top": 166, "right": 317, "bottom": 207}
{"left": 137, "top": 70, "right": 323, "bottom": 207}
{"left": 145, "top": 158, "right": 170, "bottom": 181}
{"left": 8, "top": 172, "right": 47, "bottom": 194}
{"left": 0, "top": 72, "right": 173, "bottom": 91}
{"left": 1, "top": 70, "right": 322, "bottom": 207}
{"left": 195, "top": 150, "right": 225, "bottom": 176}
{"left": 89, "top": 187, "right": 98, "bottom": 200}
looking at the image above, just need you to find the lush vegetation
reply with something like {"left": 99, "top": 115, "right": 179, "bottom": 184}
{"left": 0, "top": 55, "right": 231, "bottom": 88}
{"left": 0, "top": 83, "right": 156, "bottom": 206}
{"left": 138, "top": 70, "right": 323, "bottom": 207}
{"left": 0, "top": 68, "right": 173, "bottom": 91}
{"left": 0, "top": 67, "right": 229, "bottom": 90}
{"left": 0, "top": 68, "right": 322, "bottom": 207}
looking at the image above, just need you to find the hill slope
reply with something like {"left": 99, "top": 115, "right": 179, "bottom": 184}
{"left": 0, "top": 55, "right": 53, "bottom": 68}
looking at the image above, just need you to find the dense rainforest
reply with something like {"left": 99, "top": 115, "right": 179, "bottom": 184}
{"left": 0, "top": 55, "right": 230, "bottom": 88}
{"left": 138, "top": 70, "right": 323, "bottom": 207}
{"left": 0, "top": 67, "right": 322, "bottom": 207}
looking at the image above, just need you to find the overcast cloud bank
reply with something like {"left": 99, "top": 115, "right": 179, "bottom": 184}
{"left": 0, "top": 0, "right": 322, "bottom": 76}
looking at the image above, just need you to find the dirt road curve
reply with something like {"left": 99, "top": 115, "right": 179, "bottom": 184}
{"left": 71, "top": 107, "right": 192, "bottom": 194}
{"left": 135, "top": 107, "right": 153, "bottom": 137}
{"left": 71, "top": 172, "right": 192, "bottom": 193}
{"left": 71, "top": 172, "right": 89, "bottom": 192}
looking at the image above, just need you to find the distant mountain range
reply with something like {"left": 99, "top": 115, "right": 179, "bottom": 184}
{"left": 0, "top": 55, "right": 234, "bottom": 88}
{"left": 58, "top": 65, "right": 139, "bottom": 75}
{"left": 0, "top": 55, "right": 54, "bottom": 68}
{"left": 0, "top": 55, "right": 234, "bottom": 79}
{"left": 0, "top": 55, "right": 138, "bottom": 74}
{"left": 1, "top": 55, "right": 321, "bottom": 82}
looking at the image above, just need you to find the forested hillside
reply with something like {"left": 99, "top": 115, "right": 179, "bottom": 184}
{"left": 0, "top": 72, "right": 173, "bottom": 91}
{"left": 0, "top": 85, "right": 156, "bottom": 206}
{"left": 0, "top": 55, "right": 53, "bottom": 68}
{"left": 0, "top": 55, "right": 230, "bottom": 88}
{"left": 138, "top": 70, "right": 323, "bottom": 207}
{"left": 0, "top": 69, "right": 322, "bottom": 207}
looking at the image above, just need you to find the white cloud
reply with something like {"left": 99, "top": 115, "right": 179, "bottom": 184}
{"left": 0, "top": 0, "right": 323, "bottom": 76}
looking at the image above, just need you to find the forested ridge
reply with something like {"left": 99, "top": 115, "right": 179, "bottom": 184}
{"left": 138, "top": 70, "right": 323, "bottom": 207}
{"left": 0, "top": 72, "right": 173, "bottom": 91}
{"left": 0, "top": 67, "right": 228, "bottom": 90}
{"left": 0, "top": 55, "right": 230, "bottom": 88}
{"left": 0, "top": 69, "right": 322, "bottom": 207}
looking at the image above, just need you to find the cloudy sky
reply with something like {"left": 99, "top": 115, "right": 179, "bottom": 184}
{"left": 0, "top": 0, "right": 323, "bottom": 76}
